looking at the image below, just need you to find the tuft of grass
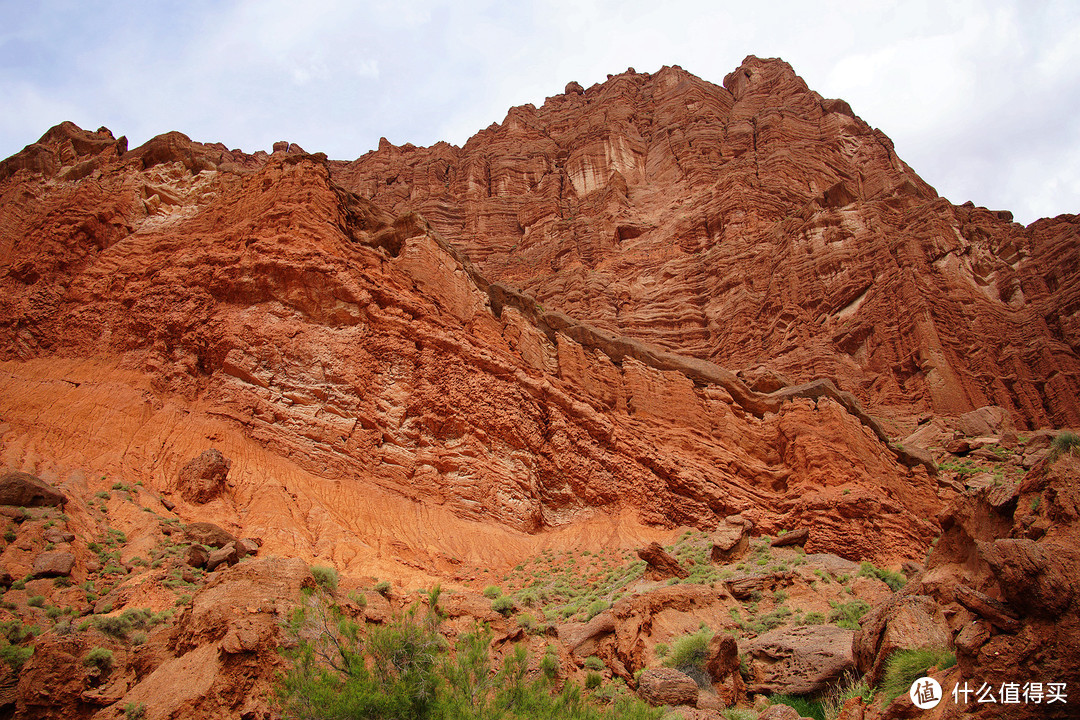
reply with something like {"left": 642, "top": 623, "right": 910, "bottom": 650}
{"left": 482, "top": 585, "right": 503, "bottom": 599}
{"left": 881, "top": 648, "right": 956, "bottom": 705}
{"left": 1050, "top": 431, "right": 1080, "bottom": 461}
{"left": 663, "top": 628, "right": 713, "bottom": 688}
{"left": 768, "top": 694, "right": 825, "bottom": 720}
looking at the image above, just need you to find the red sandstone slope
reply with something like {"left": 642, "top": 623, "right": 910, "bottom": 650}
{"left": 0, "top": 120, "right": 938, "bottom": 567}
{"left": 331, "top": 56, "right": 1080, "bottom": 429}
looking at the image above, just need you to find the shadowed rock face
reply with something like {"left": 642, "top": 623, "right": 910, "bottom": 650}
{"left": 331, "top": 56, "right": 1080, "bottom": 429}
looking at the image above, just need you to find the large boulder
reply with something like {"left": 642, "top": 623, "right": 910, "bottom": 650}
{"left": 0, "top": 471, "right": 67, "bottom": 507}
{"left": 710, "top": 515, "right": 752, "bottom": 561}
{"left": 32, "top": 551, "right": 75, "bottom": 578}
{"left": 852, "top": 594, "right": 951, "bottom": 686}
{"left": 743, "top": 624, "right": 854, "bottom": 695}
{"left": 956, "top": 406, "right": 1006, "bottom": 438}
{"left": 176, "top": 449, "right": 231, "bottom": 504}
{"left": 183, "top": 522, "right": 237, "bottom": 548}
{"left": 638, "top": 542, "right": 689, "bottom": 580}
{"left": 637, "top": 667, "right": 698, "bottom": 707}
{"left": 977, "top": 538, "right": 1077, "bottom": 617}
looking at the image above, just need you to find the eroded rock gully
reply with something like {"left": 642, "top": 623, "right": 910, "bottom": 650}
{"left": 0, "top": 55, "right": 1076, "bottom": 720}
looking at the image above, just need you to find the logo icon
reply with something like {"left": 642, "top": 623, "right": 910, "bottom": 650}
{"left": 911, "top": 677, "right": 943, "bottom": 709}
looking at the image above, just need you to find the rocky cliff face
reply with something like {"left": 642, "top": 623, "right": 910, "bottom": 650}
{"left": 331, "top": 56, "right": 1080, "bottom": 429}
{"left": 0, "top": 118, "right": 938, "bottom": 569}
{"left": 0, "top": 56, "right": 1077, "bottom": 720}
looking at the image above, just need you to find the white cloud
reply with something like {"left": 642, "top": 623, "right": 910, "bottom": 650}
{"left": 0, "top": 0, "right": 1076, "bottom": 222}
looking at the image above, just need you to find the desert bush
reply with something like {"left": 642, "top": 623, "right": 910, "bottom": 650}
{"left": 1050, "top": 431, "right": 1080, "bottom": 460}
{"left": 310, "top": 565, "right": 339, "bottom": 593}
{"left": 482, "top": 585, "right": 502, "bottom": 599}
{"left": 374, "top": 580, "right": 391, "bottom": 596}
{"left": 857, "top": 562, "right": 906, "bottom": 591}
{"left": 84, "top": 646, "right": 113, "bottom": 670}
{"left": 0, "top": 643, "right": 32, "bottom": 671}
{"left": 828, "top": 600, "right": 870, "bottom": 630}
{"left": 585, "top": 671, "right": 602, "bottom": 689}
{"left": 491, "top": 596, "right": 515, "bottom": 615}
{"left": 274, "top": 595, "right": 664, "bottom": 719}
{"left": 584, "top": 655, "right": 605, "bottom": 671}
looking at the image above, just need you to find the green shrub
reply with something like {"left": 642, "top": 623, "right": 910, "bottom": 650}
{"left": 857, "top": 562, "right": 906, "bottom": 591}
{"left": 124, "top": 702, "right": 147, "bottom": 720}
{"left": 799, "top": 612, "right": 826, "bottom": 625}
{"left": 374, "top": 580, "right": 391, "bottom": 596}
{"left": 584, "top": 655, "right": 605, "bottom": 671}
{"left": 310, "top": 565, "right": 339, "bottom": 592}
{"left": 84, "top": 646, "right": 113, "bottom": 670}
{"left": 540, "top": 648, "right": 558, "bottom": 679}
{"left": 131, "top": 631, "right": 148, "bottom": 646}
{"left": 654, "top": 642, "right": 669, "bottom": 658}
{"left": 0, "top": 644, "right": 32, "bottom": 671}
{"left": 881, "top": 647, "right": 956, "bottom": 705}
{"left": 274, "top": 595, "right": 664, "bottom": 720}
{"left": 585, "top": 670, "right": 603, "bottom": 689}
{"left": 26, "top": 596, "right": 45, "bottom": 608}
{"left": 828, "top": 600, "right": 870, "bottom": 630}
{"left": 3, "top": 529, "right": 15, "bottom": 542}
{"left": 482, "top": 585, "right": 502, "bottom": 599}
{"left": 516, "top": 613, "right": 536, "bottom": 632}
{"left": 491, "top": 596, "right": 515, "bottom": 615}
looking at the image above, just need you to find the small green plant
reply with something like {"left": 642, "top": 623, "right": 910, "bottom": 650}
{"left": 768, "top": 694, "right": 825, "bottom": 720}
{"left": 84, "top": 646, "right": 113, "bottom": 670}
{"left": 828, "top": 600, "right": 870, "bottom": 630}
{"left": 124, "top": 702, "right": 147, "bottom": 720}
{"left": 516, "top": 613, "right": 536, "bottom": 632}
{"left": 3, "top": 529, "right": 15, "bottom": 542}
{"left": 95, "top": 491, "right": 111, "bottom": 500}
{"left": 654, "top": 642, "right": 669, "bottom": 658}
{"left": 374, "top": 580, "right": 391, "bottom": 596}
{"left": 585, "top": 670, "right": 603, "bottom": 689}
{"left": 881, "top": 647, "right": 956, "bottom": 705}
{"left": 584, "top": 655, "right": 605, "bottom": 671}
{"left": 858, "top": 562, "right": 906, "bottom": 591}
{"left": 1030, "top": 495, "right": 1042, "bottom": 511}
{"left": 482, "top": 585, "right": 502, "bottom": 599}
{"left": 799, "top": 612, "right": 826, "bottom": 625}
{"left": 310, "top": 565, "right": 338, "bottom": 592}
{"left": 26, "top": 595, "right": 45, "bottom": 608}
{"left": 1050, "top": 431, "right": 1080, "bottom": 461}
{"left": 822, "top": 671, "right": 874, "bottom": 719}
{"left": 721, "top": 709, "right": 758, "bottom": 720}
{"left": 586, "top": 599, "right": 609, "bottom": 620}
{"left": 491, "top": 596, "right": 515, "bottom": 615}
{"left": 131, "top": 631, "right": 148, "bottom": 646}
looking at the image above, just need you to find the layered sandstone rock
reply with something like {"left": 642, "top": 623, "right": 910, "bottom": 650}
{"left": 330, "top": 57, "right": 1080, "bottom": 428}
{"left": 0, "top": 116, "right": 940, "bottom": 568}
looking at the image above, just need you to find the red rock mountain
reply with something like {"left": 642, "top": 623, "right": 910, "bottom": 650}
{"left": 0, "top": 55, "right": 1077, "bottom": 720}
{"left": 333, "top": 57, "right": 1080, "bottom": 429}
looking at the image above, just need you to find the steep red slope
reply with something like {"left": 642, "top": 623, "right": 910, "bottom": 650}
{"left": 0, "top": 121, "right": 938, "bottom": 566}
{"left": 331, "top": 56, "right": 1080, "bottom": 428}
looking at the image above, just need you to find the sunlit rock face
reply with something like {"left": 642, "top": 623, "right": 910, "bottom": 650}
{"left": 332, "top": 56, "right": 1080, "bottom": 429}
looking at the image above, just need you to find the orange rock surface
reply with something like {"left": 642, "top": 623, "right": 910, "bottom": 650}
{"left": 0, "top": 115, "right": 939, "bottom": 570}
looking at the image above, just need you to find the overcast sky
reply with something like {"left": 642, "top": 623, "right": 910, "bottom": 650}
{"left": 1, "top": 0, "right": 1077, "bottom": 225}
